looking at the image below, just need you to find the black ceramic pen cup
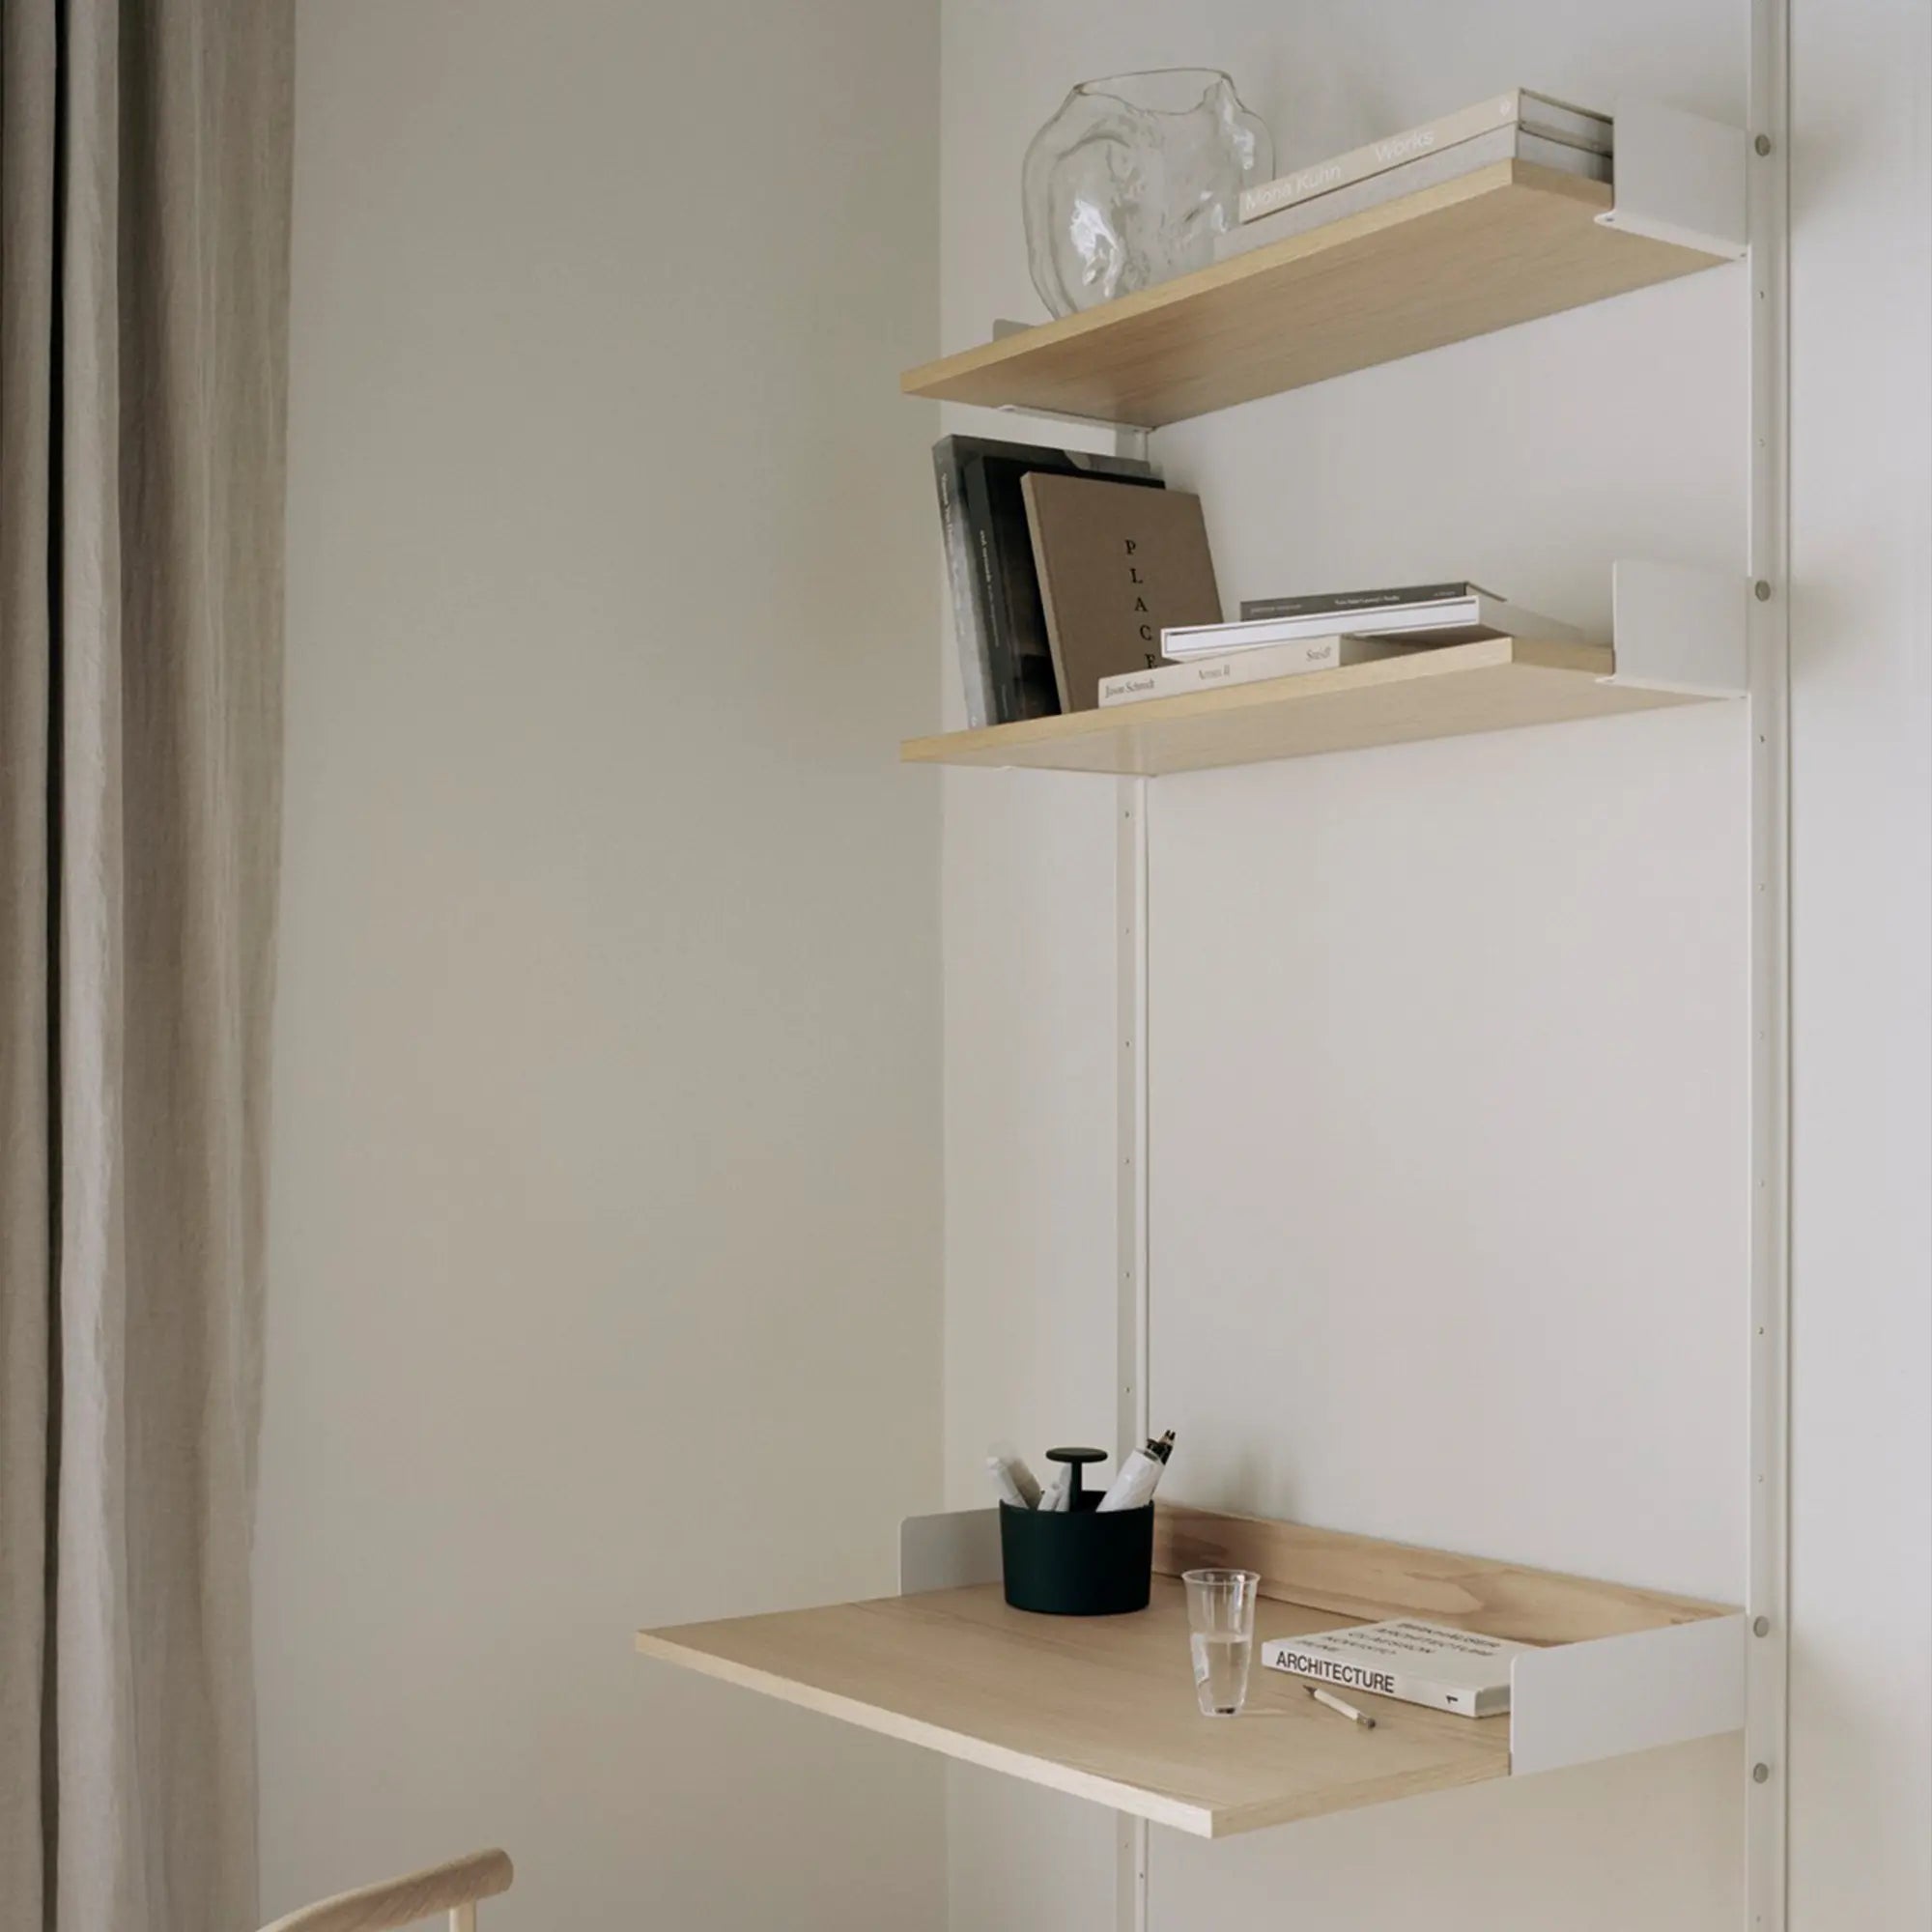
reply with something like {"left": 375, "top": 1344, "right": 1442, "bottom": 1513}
{"left": 1000, "top": 1446, "right": 1154, "bottom": 1616}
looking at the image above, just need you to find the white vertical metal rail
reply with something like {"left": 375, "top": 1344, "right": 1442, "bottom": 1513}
{"left": 1088, "top": 47, "right": 1786, "bottom": 1924}
{"left": 1746, "top": 0, "right": 1792, "bottom": 1925}
{"left": 1115, "top": 775, "right": 1151, "bottom": 1932}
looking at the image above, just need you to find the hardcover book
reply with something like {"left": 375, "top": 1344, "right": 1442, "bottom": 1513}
{"left": 1163, "top": 588, "right": 1598, "bottom": 657}
{"left": 1097, "top": 634, "right": 1420, "bottom": 707}
{"left": 1261, "top": 1618, "right": 1535, "bottom": 1719}
{"left": 931, "top": 436, "right": 1160, "bottom": 725}
{"left": 1216, "top": 125, "right": 1611, "bottom": 266}
{"left": 1020, "top": 474, "right": 1221, "bottom": 712}
{"left": 932, "top": 445, "right": 993, "bottom": 726}
{"left": 1238, "top": 88, "right": 1611, "bottom": 223}
{"left": 1239, "top": 581, "right": 1493, "bottom": 623}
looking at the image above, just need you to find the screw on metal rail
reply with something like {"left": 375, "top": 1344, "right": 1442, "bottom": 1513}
{"left": 1752, "top": 1763, "right": 1771, "bottom": 1783}
{"left": 1754, "top": 580, "right": 1773, "bottom": 601}
{"left": 1755, "top": 133, "right": 1773, "bottom": 156}
{"left": 1753, "top": 1615, "right": 1771, "bottom": 1636}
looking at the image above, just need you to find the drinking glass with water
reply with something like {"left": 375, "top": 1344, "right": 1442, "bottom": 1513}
{"left": 1184, "top": 1567, "right": 1261, "bottom": 1717}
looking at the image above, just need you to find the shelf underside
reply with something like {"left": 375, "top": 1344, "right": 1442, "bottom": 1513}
{"left": 900, "top": 163, "right": 1729, "bottom": 427}
{"left": 638, "top": 1506, "right": 1736, "bottom": 1840}
{"left": 901, "top": 638, "right": 1713, "bottom": 777}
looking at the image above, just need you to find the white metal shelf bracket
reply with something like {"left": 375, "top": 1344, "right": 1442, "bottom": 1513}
{"left": 1510, "top": 1614, "right": 1747, "bottom": 1776}
{"left": 994, "top": 400, "right": 1151, "bottom": 464}
{"left": 1598, "top": 99, "right": 1747, "bottom": 259}
{"left": 899, "top": 1508, "right": 1001, "bottom": 1593}
{"left": 1602, "top": 560, "right": 1748, "bottom": 698}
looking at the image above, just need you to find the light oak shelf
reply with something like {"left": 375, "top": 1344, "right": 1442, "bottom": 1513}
{"left": 900, "top": 636, "right": 1715, "bottom": 778}
{"left": 639, "top": 1506, "right": 1744, "bottom": 1840}
{"left": 900, "top": 163, "right": 1730, "bottom": 427}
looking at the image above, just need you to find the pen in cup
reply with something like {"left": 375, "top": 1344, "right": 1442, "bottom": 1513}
{"left": 986, "top": 1445, "right": 1042, "bottom": 1510}
{"left": 1095, "top": 1429, "right": 1175, "bottom": 1512}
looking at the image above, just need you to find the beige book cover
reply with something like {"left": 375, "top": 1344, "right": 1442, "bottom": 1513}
{"left": 1020, "top": 473, "right": 1221, "bottom": 712}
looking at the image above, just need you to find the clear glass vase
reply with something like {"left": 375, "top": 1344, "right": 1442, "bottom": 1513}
{"left": 1023, "top": 69, "right": 1273, "bottom": 318}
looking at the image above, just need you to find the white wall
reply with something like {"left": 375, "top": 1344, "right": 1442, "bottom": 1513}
{"left": 1787, "top": 0, "right": 1932, "bottom": 1920}
{"left": 935, "top": 2, "right": 1925, "bottom": 1928}
{"left": 259, "top": 5, "right": 945, "bottom": 1928}
{"left": 259, "top": 2, "right": 1929, "bottom": 1926}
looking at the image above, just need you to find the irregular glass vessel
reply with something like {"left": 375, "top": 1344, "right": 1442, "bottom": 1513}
{"left": 1023, "top": 69, "right": 1273, "bottom": 318}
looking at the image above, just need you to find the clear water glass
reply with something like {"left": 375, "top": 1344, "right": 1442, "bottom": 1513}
{"left": 1184, "top": 1567, "right": 1261, "bottom": 1717}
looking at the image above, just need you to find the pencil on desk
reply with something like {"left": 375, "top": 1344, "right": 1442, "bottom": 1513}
{"left": 1307, "top": 1685, "right": 1377, "bottom": 1728}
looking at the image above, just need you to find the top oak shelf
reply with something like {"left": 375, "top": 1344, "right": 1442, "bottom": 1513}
{"left": 900, "top": 162, "right": 1730, "bottom": 426}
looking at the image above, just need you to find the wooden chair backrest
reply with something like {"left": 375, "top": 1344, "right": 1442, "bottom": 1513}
{"left": 256, "top": 1849, "right": 513, "bottom": 1932}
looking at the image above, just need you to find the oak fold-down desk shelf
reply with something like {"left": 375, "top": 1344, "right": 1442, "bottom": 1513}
{"left": 900, "top": 162, "right": 1732, "bottom": 427}
{"left": 901, "top": 637, "right": 1717, "bottom": 778}
{"left": 638, "top": 1505, "right": 1746, "bottom": 1840}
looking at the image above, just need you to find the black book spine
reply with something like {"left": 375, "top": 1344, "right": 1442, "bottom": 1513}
{"left": 984, "top": 469, "right": 1061, "bottom": 723}
{"left": 961, "top": 455, "right": 1020, "bottom": 723}
{"left": 933, "top": 441, "right": 993, "bottom": 728}
{"left": 1238, "top": 581, "right": 1479, "bottom": 622}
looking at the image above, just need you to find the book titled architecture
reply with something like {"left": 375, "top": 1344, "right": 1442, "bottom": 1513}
{"left": 1216, "top": 125, "right": 1611, "bottom": 265}
{"left": 1020, "top": 473, "right": 1221, "bottom": 712}
{"left": 1262, "top": 1618, "right": 1535, "bottom": 1719}
{"left": 1238, "top": 89, "right": 1611, "bottom": 223}
{"left": 932, "top": 436, "right": 1159, "bottom": 727}
{"left": 1097, "top": 634, "right": 1419, "bottom": 707}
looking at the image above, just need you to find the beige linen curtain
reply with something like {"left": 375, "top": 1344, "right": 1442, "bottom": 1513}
{"left": 1, "top": 4, "right": 294, "bottom": 1928}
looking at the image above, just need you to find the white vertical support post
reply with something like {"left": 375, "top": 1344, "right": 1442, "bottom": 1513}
{"left": 450, "top": 1906, "right": 476, "bottom": 1932}
{"left": 1115, "top": 776, "right": 1151, "bottom": 1456}
{"left": 1746, "top": 0, "right": 1792, "bottom": 1926}
{"left": 1115, "top": 774, "right": 1151, "bottom": 1932}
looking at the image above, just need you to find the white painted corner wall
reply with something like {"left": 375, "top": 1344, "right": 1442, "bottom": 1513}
{"left": 259, "top": 2, "right": 1928, "bottom": 1928}
{"left": 260, "top": 5, "right": 944, "bottom": 1927}
{"left": 939, "top": 2, "right": 1928, "bottom": 1930}
{"left": 1786, "top": 0, "right": 1932, "bottom": 1918}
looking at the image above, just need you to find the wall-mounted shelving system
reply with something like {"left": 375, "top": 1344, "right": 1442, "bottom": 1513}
{"left": 639, "top": 69, "right": 1790, "bottom": 1932}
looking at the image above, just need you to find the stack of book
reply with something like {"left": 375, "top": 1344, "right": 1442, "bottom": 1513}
{"left": 1098, "top": 582, "right": 1598, "bottom": 709}
{"left": 1215, "top": 89, "right": 1612, "bottom": 263}
{"left": 933, "top": 435, "right": 1223, "bottom": 724}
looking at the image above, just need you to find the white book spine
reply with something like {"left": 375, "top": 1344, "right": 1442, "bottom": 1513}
{"left": 1161, "top": 605, "right": 1483, "bottom": 657}
{"left": 1260, "top": 1638, "right": 1508, "bottom": 1719}
{"left": 1239, "top": 93, "right": 1520, "bottom": 221}
{"left": 1098, "top": 635, "right": 1369, "bottom": 706}
{"left": 1239, "top": 89, "right": 1609, "bottom": 222}
{"left": 1219, "top": 128, "right": 1610, "bottom": 267}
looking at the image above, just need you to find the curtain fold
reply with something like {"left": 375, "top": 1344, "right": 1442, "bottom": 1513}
{"left": 1, "top": 5, "right": 294, "bottom": 1928}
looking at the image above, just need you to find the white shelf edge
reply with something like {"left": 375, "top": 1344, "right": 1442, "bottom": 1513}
{"left": 1510, "top": 1611, "right": 1747, "bottom": 1776}
{"left": 1598, "top": 99, "right": 1748, "bottom": 259}
{"left": 1604, "top": 559, "right": 1749, "bottom": 697}
{"left": 900, "top": 1507, "right": 1001, "bottom": 1592}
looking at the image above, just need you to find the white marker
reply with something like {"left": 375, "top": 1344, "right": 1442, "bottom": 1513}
{"left": 1095, "top": 1429, "right": 1175, "bottom": 1512}
{"left": 986, "top": 1447, "right": 1041, "bottom": 1510}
